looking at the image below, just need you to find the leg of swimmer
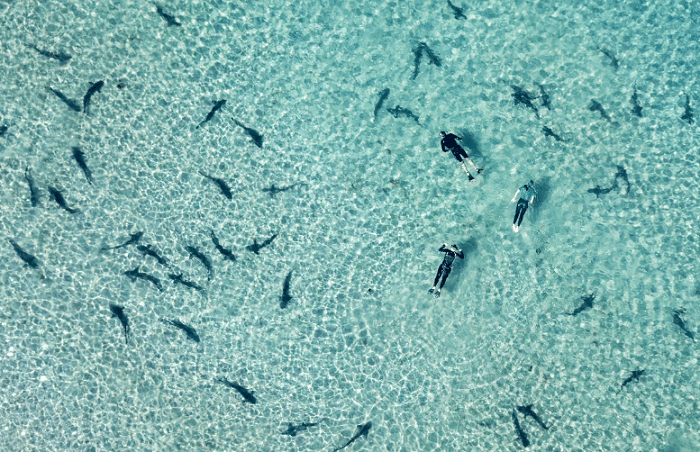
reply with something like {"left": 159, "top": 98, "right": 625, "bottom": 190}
{"left": 460, "top": 162, "right": 475, "bottom": 181}
{"left": 435, "top": 267, "right": 451, "bottom": 298}
{"left": 439, "top": 266, "right": 451, "bottom": 289}
{"left": 429, "top": 266, "right": 443, "bottom": 294}
{"left": 517, "top": 203, "right": 529, "bottom": 226}
{"left": 513, "top": 203, "right": 524, "bottom": 232}
{"left": 434, "top": 266, "right": 444, "bottom": 286}
{"left": 465, "top": 157, "right": 483, "bottom": 173}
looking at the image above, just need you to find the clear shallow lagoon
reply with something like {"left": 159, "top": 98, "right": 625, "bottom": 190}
{"left": 1, "top": 0, "right": 699, "bottom": 450}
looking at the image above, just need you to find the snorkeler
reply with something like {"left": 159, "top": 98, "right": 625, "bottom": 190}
{"left": 428, "top": 243, "right": 464, "bottom": 299}
{"left": 511, "top": 180, "right": 536, "bottom": 233}
{"left": 439, "top": 131, "right": 483, "bottom": 182}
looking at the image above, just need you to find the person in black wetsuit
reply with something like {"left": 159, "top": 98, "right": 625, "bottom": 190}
{"left": 511, "top": 180, "right": 536, "bottom": 233}
{"left": 440, "top": 131, "right": 483, "bottom": 182}
{"left": 428, "top": 243, "right": 464, "bottom": 298}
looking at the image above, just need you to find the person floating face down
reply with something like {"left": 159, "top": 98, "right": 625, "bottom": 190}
{"left": 511, "top": 180, "right": 536, "bottom": 233}
{"left": 428, "top": 244, "right": 464, "bottom": 298}
{"left": 439, "top": 131, "right": 484, "bottom": 182}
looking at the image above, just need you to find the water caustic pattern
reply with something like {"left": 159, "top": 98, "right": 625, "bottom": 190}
{"left": 1, "top": 0, "right": 700, "bottom": 450}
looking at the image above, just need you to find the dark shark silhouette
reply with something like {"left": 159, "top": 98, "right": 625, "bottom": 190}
{"left": 199, "top": 170, "right": 232, "bottom": 199}
{"left": 387, "top": 105, "right": 420, "bottom": 124}
{"left": 109, "top": 303, "right": 130, "bottom": 344}
{"left": 216, "top": 377, "right": 256, "bottom": 404}
{"left": 281, "top": 421, "right": 320, "bottom": 437}
{"left": 446, "top": 0, "right": 466, "bottom": 19}
{"left": 412, "top": 45, "right": 423, "bottom": 79}
{"left": 8, "top": 238, "right": 40, "bottom": 269}
{"left": 233, "top": 119, "right": 263, "bottom": 148}
{"left": 72, "top": 146, "right": 93, "bottom": 184}
{"left": 374, "top": 88, "right": 390, "bottom": 119}
{"left": 163, "top": 318, "right": 200, "bottom": 342}
{"left": 83, "top": 80, "right": 104, "bottom": 115}
{"left": 412, "top": 42, "right": 441, "bottom": 80}
{"left": 280, "top": 270, "right": 293, "bottom": 309}
{"left": 681, "top": 94, "right": 694, "bottom": 124}
{"left": 567, "top": 293, "right": 595, "bottom": 316}
{"left": 102, "top": 231, "right": 144, "bottom": 251}
{"left": 511, "top": 410, "right": 529, "bottom": 447}
{"left": 511, "top": 85, "right": 539, "bottom": 119}
{"left": 185, "top": 245, "right": 213, "bottom": 280}
{"left": 672, "top": 309, "right": 695, "bottom": 341}
{"left": 168, "top": 273, "right": 205, "bottom": 292}
{"left": 542, "top": 126, "right": 563, "bottom": 142}
{"left": 333, "top": 422, "right": 372, "bottom": 452}
{"left": 516, "top": 405, "right": 548, "bottom": 430}
{"left": 125, "top": 266, "right": 163, "bottom": 291}
{"left": 536, "top": 83, "right": 551, "bottom": 110}
{"left": 588, "top": 166, "right": 629, "bottom": 197}
{"left": 47, "top": 87, "right": 81, "bottom": 112}
{"left": 588, "top": 99, "right": 611, "bottom": 121}
{"left": 246, "top": 233, "right": 277, "bottom": 254}
{"left": 154, "top": 3, "right": 181, "bottom": 26}
{"left": 24, "top": 167, "right": 41, "bottom": 207}
{"left": 630, "top": 84, "right": 643, "bottom": 117}
{"left": 137, "top": 244, "right": 169, "bottom": 266}
{"left": 614, "top": 166, "right": 630, "bottom": 195}
{"left": 599, "top": 47, "right": 619, "bottom": 70}
{"left": 587, "top": 182, "right": 617, "bottom": 198}
{"left": 262, "top": 183, "right": 301, "bottom": 198}
{"left": 25, "top": 43, "right": 71, "bottom": 63}
{"left": 48, "top": 186, "right": 78, "bottom": 213}
{"left": 619, "top": 369, "right": 645, "bottom": 392}
{"left": 421, "top": 42, "right": 442, "bottom": 67}
{"left": 210, "top": 230, "right": 236, "bottom": 262}
{"left": 197, "top": 100, "right": 226, "bottom": 128}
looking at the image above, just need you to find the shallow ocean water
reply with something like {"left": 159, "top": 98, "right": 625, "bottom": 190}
{"left": 0, "top": 0, "right": 699, "bottom": 450}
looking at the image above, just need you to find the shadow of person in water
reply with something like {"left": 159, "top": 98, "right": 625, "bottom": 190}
{"left": 457, "top": 128, "right": 489, "bottom": 180}
{"left": 528, "top": 177, "right": 551, "bottom": 224}
{"left": 457, "top": 128, "right": 483, "bottom": 159}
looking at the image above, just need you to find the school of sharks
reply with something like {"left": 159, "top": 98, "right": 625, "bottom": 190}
{"left": 1, "top": 0, "right": 698, "bottom": 450}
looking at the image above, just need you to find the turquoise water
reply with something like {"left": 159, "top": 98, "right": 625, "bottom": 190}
{"left": 1, "top": 0, "right": 699, "bottom": 450}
